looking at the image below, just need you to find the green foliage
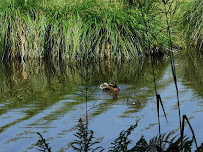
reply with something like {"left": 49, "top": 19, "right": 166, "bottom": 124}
{"left": 36, "top": 121, "right": 203, "bottom": 152}
{"left": 71, "top": 118, "right": 104, "bottom": 152}
{"left": 0, "top": 0, "right": 169, "bottom": 61}
{"left": 179, "top": 0, "right": 203, "bottom": 52}
{"left": 109, "top": 124, "right": 137, "bottom": 152}
{"left": 130, "top": 136, "right": 149, "bottom": 152}
{"left": 70, "top": 121, "right": 202, "bottom": 151}
{"left": 36, "top": 132, "right": 51, "bottom": 152}
{"left": 0, "top": 0, "right": 201, "bottom": 60}
{"left": 109, "top": 128, "right": 197, "bottom": 152}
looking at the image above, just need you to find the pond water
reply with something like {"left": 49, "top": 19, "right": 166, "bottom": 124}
{"left": 0, "top": 52, "right": 202, "bottom": 152}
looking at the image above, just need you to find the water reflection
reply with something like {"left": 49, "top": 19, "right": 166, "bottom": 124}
{"left": 0, "top": 53, "right": 202, "bottom": 151}
{"left": 104, "top": 91, "right": 119, "bottom": 100}
{"left": 178, "top": 52, "right": 203, "bottom": 97}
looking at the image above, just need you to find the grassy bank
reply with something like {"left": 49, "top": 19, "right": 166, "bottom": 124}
{"left": 0, "top": 0, "right": 202, "bottom": 61}
{"left": 0, "top": 0, "right": 167, "bottom": 61}
{"left": 179, "top": 0, "right": 203, "bottom": 53}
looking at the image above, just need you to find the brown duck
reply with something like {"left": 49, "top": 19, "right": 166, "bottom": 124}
{"left": 100, "top": 80, "right": 120, "bottom": 92}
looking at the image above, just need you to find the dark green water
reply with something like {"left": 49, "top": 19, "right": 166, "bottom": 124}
{"left": 0, "top": 53, "right": 202, "bottom": 151}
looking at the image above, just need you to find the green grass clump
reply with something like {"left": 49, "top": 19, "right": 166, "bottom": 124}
{"left": 0, "top": 0, "right": 168, "bottom": 61}
{"left": 179, "top": 0, "right": 203, "bottom": 52}
{"left": 0, "top": 0, "right": 46, "bottom": 60}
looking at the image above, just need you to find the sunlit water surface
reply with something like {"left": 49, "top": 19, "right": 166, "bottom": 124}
{"left": 0, "top": 53, "right": 202, "bottom": 151}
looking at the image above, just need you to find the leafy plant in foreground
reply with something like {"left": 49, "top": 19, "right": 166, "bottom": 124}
{"left": 71, "top": 118, "right": 104, "bottom": 152}
{"left": 131, "top": 133, "right": 192, "bottom": 152}
{"left": 109, "top": 123, "right": 137, "bottom": 152}
{"left": 36, "top": 132, "right": 51, "bottom": 152}
{"left": 35, "top": 119, "right": 203, "bottom": 152}
{"left": 109, "top": 125, "right": 201, "bottom": 152}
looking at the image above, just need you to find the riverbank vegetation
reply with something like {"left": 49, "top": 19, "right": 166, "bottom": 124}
{"left": 179, "top": 0, "right": 203, "bottom": 53}
{"left": 0, "top": 0, "right": 202, "bottom": 151}
{"left": 0, "top": 0, "right": 202, "bottom": 61}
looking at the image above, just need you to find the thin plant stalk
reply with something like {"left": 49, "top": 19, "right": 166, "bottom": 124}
{"left": 139, "top": 1, "right": 168, "bottom": 147}
{"left": 161, "top": 0, "right": 182, "bottom": 134}
{"left": 181, "top": 115, "right": 198, "bottom": 149}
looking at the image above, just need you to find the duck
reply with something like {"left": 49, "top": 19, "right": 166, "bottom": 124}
{"left": 100, "top": 80, "right": 120, "bottom": 92}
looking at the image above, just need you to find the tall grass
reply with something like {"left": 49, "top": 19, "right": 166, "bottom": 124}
{"left": 0, "top": 0, "right": 167, "bottom": 61}
{"left": 179, "top": 0, "right": 203, "bottom": 52}
{"left": 0, "top": 0, "right": 46, "bottom": 60}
